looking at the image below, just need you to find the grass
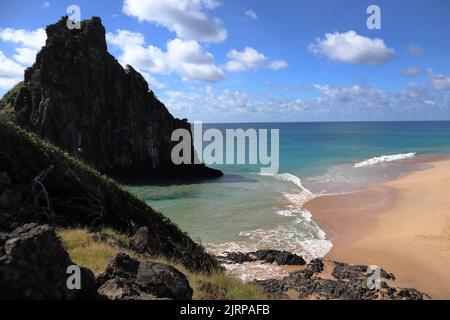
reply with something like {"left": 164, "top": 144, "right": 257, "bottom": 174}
{"left": 58, "top": 228, "right": 271, "bottom": 300}
{"left": 98, "top": 227, "right": 130, "bottom": 248}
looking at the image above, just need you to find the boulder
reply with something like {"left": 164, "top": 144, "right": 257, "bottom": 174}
{"left": 0, "top": 223, "right": 97, "bottom": 299}
{"left": 97, "top": 253, "right": 192, "bottom": 300}
{"left": 129, "top": 226, "right": 150, "bottom": 254}
{"left": 307, "top": 258, "right": 325, "bottom": 273}
{"left": 252, "top": 250, "right": 306, "bottom": 265}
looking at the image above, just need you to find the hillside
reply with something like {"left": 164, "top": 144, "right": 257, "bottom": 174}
{"left": 0, "top": 119, "right": 218, "bottom": 272}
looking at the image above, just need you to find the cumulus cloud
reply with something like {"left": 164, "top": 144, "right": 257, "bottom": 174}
{"left": 314, "top": 84, "right": 390, "bottom": 108}
{"left": 162, "top": 86, "right": 329, "bottom": 121}
{"left": 245, "top": 9, "right": 258, "bottom": 20}
{"left": 269, "top": 59, "right": 288, "bottom": 70}
{"left": 428, "top": 70, "right": 450, "bottom": 91}
{"left": 122, "top": 0, "right": 227, "bottom": 43}
{"left": 107, "top": 30, "right": 224, "bottom": 83}
{"left": 160, "top": 80, "right": 450, "bottom": 122}
{"left": 397, "top": 82, "right": 429, "bottom": 101}
{"left": 308, "top": 30, "right": 395, "bottom": 65}
{"left": 226, "top": 47, "right": 267, "bottom": 72}
{"left": 401, "top": 67, "right": 422, "bottom": 77}
{"left": 0, "top": 27, "right": 46, "bottom": 66}
{"left": 0, "top": 51, "right": 24, "bottom": 89}
{"left": 0, "top": 27, "right": 46, "bottom": 50}
{"left": 225, "top": 47, "right": 288, "bottom": 72}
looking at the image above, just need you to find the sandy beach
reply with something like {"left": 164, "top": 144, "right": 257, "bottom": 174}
{"left": 305, "top": 158, "right": 450, "bottom": 299}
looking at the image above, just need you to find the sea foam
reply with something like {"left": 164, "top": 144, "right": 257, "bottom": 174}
{"left": 354, "top": 152, "right": 416, "bottom": 168}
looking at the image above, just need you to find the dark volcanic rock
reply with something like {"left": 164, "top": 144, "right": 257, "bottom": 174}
{"left": 254, "top": 260, "right": 425, "bottom": 300}
{"left": 253, "top": 250, "right": 306, "bottom": 266}
{"left": 3, "top": 16, "right": 222, "bottom": 182}
{"left": 307, "top": 258, "right": 324, "bottom": 273}
{"left": 129, "top": 226, "right": 150, "bottom": 254}
{"left": 0, "top": 172, "right": 10, "bottom": 193}
{"left": 220, "top": 252, "right": 254, "bottom": 264}
{"left": 97, "top": 253, "right": 192, "bottom": 300}
{"left": 219, "top": 250, "right": 306, "bottom": 266}
{"left": 0, "top": 223, "right": 97, "bottom": 299}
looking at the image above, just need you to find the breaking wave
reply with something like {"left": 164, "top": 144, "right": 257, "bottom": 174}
{"left": 354, "top": 152, "right": 416, "bottom": 168}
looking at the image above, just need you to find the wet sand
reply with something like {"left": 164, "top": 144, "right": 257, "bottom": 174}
{"left": 305, "top": 158, "right": 450, "bottom": 299}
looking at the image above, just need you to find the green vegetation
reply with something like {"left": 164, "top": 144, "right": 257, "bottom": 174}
{"left": 0, "top": 82, "right": 23, "bottom": 120}
{"left": 58, "top": 228, "right": 271, "bottom": 300}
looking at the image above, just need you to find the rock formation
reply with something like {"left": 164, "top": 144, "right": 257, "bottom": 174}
{"left": 0, "top": 224, "right": 97, "bottom": 299}
{"left": 97, "top": 253, "right": 193, "bottom": 300}
{"left": 1, "top": 16, "right": 222, "bottom": 182}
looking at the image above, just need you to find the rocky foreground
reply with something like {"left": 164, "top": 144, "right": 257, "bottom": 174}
{"left": 217, "top": 250, "right": 426, "bottom": 300}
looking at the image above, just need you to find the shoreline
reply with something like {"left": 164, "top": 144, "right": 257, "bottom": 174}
{"left": 305, "top": 157, "right": 450, "bottom": 299}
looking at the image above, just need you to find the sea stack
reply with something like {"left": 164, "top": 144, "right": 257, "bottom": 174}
{"left": 2, "top": 16, "right": 222, "bottom": 182}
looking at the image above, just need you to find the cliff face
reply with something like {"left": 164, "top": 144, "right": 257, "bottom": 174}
{"left": 3, "top": 16, "right": 221, "bottom": 181}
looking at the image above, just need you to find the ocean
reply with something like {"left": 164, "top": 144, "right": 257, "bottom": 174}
{"left": 125, "top": 121, "right": 450, "bottom": 269}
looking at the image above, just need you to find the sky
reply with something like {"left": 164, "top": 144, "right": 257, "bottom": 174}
{"left": 1, "top": 0, "right": 450, "bottom": 122}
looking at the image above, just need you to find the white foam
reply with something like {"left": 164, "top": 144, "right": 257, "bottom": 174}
{"left": 275, "top": 209, "right": 297, "bottom": 217}
{"left": 354, "top": 152, "right": 416, "bottom": 168}
{"left": 223, "top": 261, "right": 290, "bottom": 282}
{"left": 207, "top": 172, "right": 332, "bottom": 282}
{"left": 273, "top": 173, "right": 314, "bottom": 195}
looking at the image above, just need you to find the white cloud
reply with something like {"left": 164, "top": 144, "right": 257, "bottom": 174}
{"left": 225, "top": 47, "right": 288, "bottom": 72}
{"left": 162, "top": 86, "right": 329, "bottom": 120}
{"left": 13, "top": 47, "right": 38, "bottom": 65}
{"left": 122, "top": 0, "right": 227, "bottom": 43}
{"left": 269, "top": 59, "right": 288, "bottom": 70}
{"left": 107, "top": 30, "right": 224, "bottom": 83}
{"left": 428, "top": 70, "right": 450, "bottom": 91}
{"left": 42, "top": 1, "right": 50, "bottom": 8}
{"left": 308, "top": 30, "right": 395, "bottom": 65}
{"left": 226, "top": 47, "right": 267, "bottom": 72}
{"left": 0, "top": 27, "right": 46, "bottom": 50}
{"left": 0, "top": 51, "right": 24, "bottom": 89}
{"left": 397, "top": 82, "right": 429, "bottom": 100}
{"left": 314, "top": 84, "right": 390, "bottom": 108}
{"left": 401, "top": 67, "right": 422, "bottom": 77}
{"left": 0, "top": 27, "right": 46, "bottom": 68}
{"left": 141, "top": 72, "right": 165, "bottom": 89}
{"left": 245, "top": 9, "right": 258, "bottom": 20}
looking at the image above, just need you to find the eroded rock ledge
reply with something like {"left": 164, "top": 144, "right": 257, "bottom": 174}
{"left": 216, "top": 250, "right": 425, "bottom": 300}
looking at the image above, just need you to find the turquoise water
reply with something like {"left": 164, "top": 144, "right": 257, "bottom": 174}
{"left": 126, "top": 121, "right": 450, "bottom": 259}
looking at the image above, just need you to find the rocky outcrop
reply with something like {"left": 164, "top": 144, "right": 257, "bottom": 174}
{"left": 219, "top": 250, "right": 306, "bottom": 266}
{"left": 1, "top": 16, "right": 222, "bottom": 182}
{"left": 97, "top": 253, "right": 192, "bottom": 300}
{"left": 0, "top": 224, "right": 97, "bottom": 299}
{"left": 253, "top": 259, "right": 425, "bottom": 300}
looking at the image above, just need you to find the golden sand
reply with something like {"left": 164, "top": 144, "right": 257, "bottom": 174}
{"left": 305, "top": 159, "right": 450, "bottom": 299}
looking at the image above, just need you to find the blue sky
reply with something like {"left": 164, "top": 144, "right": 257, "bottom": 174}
{"left": 1, "top": 0, "right": 450, "bottom": 122}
